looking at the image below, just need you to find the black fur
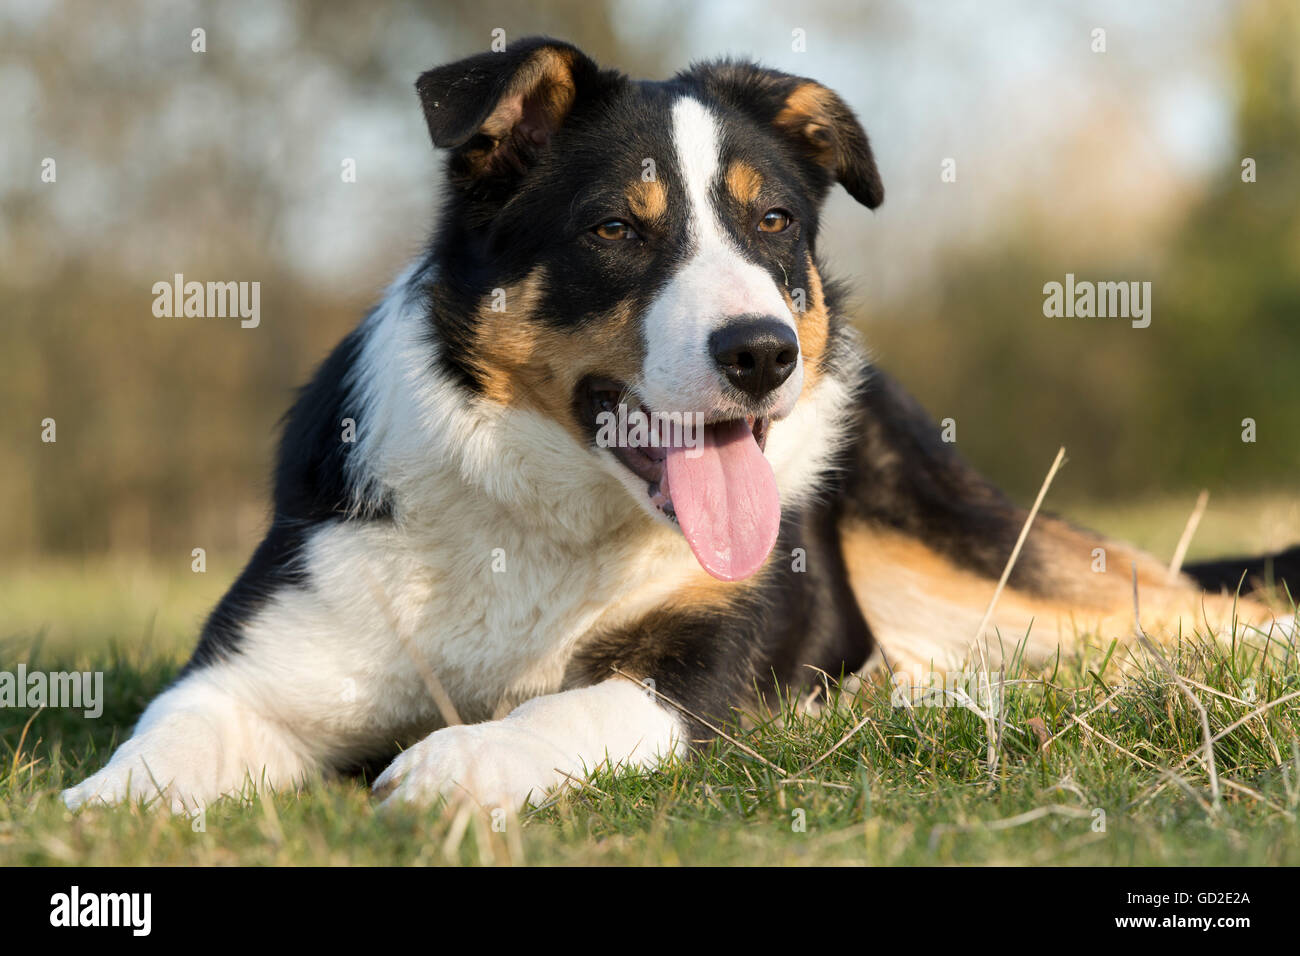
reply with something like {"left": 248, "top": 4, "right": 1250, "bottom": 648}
{"left": 185, "top": 324, "right": 391, "bottom": 670}
{"left": 837, "top": 368, "right": 1050, "bottom": 592}
{"left": 183, "top": 519, "right": 310, "bottom": 672}
{"left": 1185, "top": 546, "right": 1300, "bottom": 597}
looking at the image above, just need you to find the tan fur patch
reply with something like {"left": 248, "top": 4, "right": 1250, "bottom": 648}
{"left": 1024, "top": 514, "right": 1173, "bottom": 604}
{"left": 473, "top": 48, "right": 578, "bottom": 168}
{"left": 626, "top": 178, "right": 668, "bottom": 226}
{"left": 841, "top": 520, "right": 1283, "bottom": 678}
{"left": 664, "top": 568, "right": 768, "bottom": 617}
{"left": 783, "top": 252, "right": 829, "bottom": 392}
{"left": 469, "top": 269, "right": 642, "bottom": 438}
{"left": 725, "top": 160, "right": 763, "bottom": 206}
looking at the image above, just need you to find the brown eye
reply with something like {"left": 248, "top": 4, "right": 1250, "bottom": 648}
{"left": 593, "top": 219, "right": 638, "bottom": 241}
{"left": 758, "top": 209, "right": 792, "bottom": 233}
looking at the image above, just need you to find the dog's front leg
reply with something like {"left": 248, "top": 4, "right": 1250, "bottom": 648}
{"left": 372, "top": 679, "right": 685, "bottom": 811}
{"left": 60, "top": 671, "right": 317, "bottom": 814}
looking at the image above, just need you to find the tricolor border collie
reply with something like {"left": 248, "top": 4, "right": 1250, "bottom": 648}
{"left": 63, "top": 38, "right": 1298, "bottom": 813}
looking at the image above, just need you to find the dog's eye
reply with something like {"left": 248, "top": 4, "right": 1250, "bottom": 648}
{"left": 758, "top": 209, "right": 793, "bottom": 234}
{"left": 592, "top": 219, "right": 639, "bottom": 242}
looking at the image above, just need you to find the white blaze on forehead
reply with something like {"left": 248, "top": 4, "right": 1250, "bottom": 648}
{"left": 675, "top": 97, "right": 723, "bottom": 248}
{"left": 638, "top": 96, "right": 802, "bottom": 419}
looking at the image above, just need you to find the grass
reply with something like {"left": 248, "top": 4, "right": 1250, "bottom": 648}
{"left": 3, "top": 499, "right": 1300, "bottom": 866}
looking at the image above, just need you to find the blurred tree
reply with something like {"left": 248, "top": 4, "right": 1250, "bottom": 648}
{"left": 868, "top": 0, "right": 1298, "bottom": 505}
{"left": 1150, "top": 0, "right": 1300, "bottom": 484}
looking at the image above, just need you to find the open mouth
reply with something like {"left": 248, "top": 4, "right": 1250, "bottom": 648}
{"left": 576, "top": 377, "right": 781, "bottom": 582}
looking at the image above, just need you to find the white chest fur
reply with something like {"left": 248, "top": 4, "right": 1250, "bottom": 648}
{"left": 212, "top": 263, "right": 849, "bottom": 755}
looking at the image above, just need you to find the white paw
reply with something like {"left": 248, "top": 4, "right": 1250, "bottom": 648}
{"left": 373, "top": 721, "right": 571, "bottom": 811}
{"left": 1270, "top": 615, "right": 1298, "bottom": 640}
{"left": 1234, "top": 613, "right": 1298, "bottom": 641}
{"left": 61, "top": 720, "right": 222, "bottom": 814}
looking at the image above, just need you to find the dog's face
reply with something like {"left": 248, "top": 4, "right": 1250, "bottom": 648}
{"left": 420, "top": 39, "right": 881, "bottom": 579}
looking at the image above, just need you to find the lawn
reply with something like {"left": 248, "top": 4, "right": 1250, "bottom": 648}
{"left": 2, "top": 498, "right": 1299, "bottom": 866}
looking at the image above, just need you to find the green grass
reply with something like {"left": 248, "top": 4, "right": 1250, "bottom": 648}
{"left": 3, "top": 504, "right": 1300, "bottom": 866}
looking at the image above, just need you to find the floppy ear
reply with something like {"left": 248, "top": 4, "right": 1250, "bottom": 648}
{"left": 416, "top": 37, "right": 600, "bottom": 178}
{"left": 686, "top": 61, "right": 883, "bottom": 209}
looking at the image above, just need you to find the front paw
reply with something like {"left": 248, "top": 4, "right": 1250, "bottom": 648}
{"left": 373, "top": 722, "right": 570, "bottom": 811}
{"left": 60, "top": 733, "right": 216, "bottom": 815}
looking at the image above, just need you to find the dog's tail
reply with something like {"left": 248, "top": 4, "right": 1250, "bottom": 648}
{"left": 1184, "top": 544, "right": 1300, "bottom": 597}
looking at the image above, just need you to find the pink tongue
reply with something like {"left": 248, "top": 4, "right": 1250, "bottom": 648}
{"left": 663, "top": 419, "right": 781, "bottom": 581}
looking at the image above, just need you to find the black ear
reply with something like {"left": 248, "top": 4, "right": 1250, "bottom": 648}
{"left": 685, "top": 61, "right": 883, "bottom": 209}
{"left": 416, "top": 37, "right": 600, "bottom": 178}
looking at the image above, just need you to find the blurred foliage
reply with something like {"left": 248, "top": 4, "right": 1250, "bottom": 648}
{"left": 868, "top": 0, "right": 1300, "bottom": 504}
{"left": 0, "top": 0, "right": 1296, "bottom": 564}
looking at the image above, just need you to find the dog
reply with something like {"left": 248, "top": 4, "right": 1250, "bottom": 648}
{"left": 62, "top": 38, "right": 1299, "bottom": 813}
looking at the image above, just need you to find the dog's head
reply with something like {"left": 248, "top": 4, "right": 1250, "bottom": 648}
{"left": 419, "top": 37, "right": 881, "bottom": 580}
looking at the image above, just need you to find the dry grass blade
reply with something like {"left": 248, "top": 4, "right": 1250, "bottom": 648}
{"left": 1043, "top": 684, "right": 1127, "bottom": 748}
{"left": 1135, "top": 687, "right": 1300, "bottom": 808}
{"left": 1156, "top": 768, "right": 1215, "bottom": 817}
{"left": 1210, "top": 689, "right": 1300, "bottom": 745}
{"left": 793, "top": 712, "right": 875, "bottom": 777}
{"left": 9, "top": 706, "right": 44, "bottom": 784}
{"left": 1167, "top": 489, "right": 1210, "bottom": 583}
{"left": 774, "top": 778, "right": 853, "bottom": 791}
{"left": 1069, "top": 712, "right": 1157, "bottom": 770}
{"left": 968, "top": 445, "right": 1067, "bottom": 779}
{"left": 554, "top": 768, "right": 610, "bottom": 798}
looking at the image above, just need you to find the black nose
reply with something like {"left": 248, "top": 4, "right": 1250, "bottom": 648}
{"left": 709, "top": 317, "right": 800, "bottom": 401}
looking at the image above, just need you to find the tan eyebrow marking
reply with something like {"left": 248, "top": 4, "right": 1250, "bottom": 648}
{"left": 725, "top": 160, "right": 763, "bottom": 205}
{"left": 626, "top": 178, "right": 668, "bottom": 224}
